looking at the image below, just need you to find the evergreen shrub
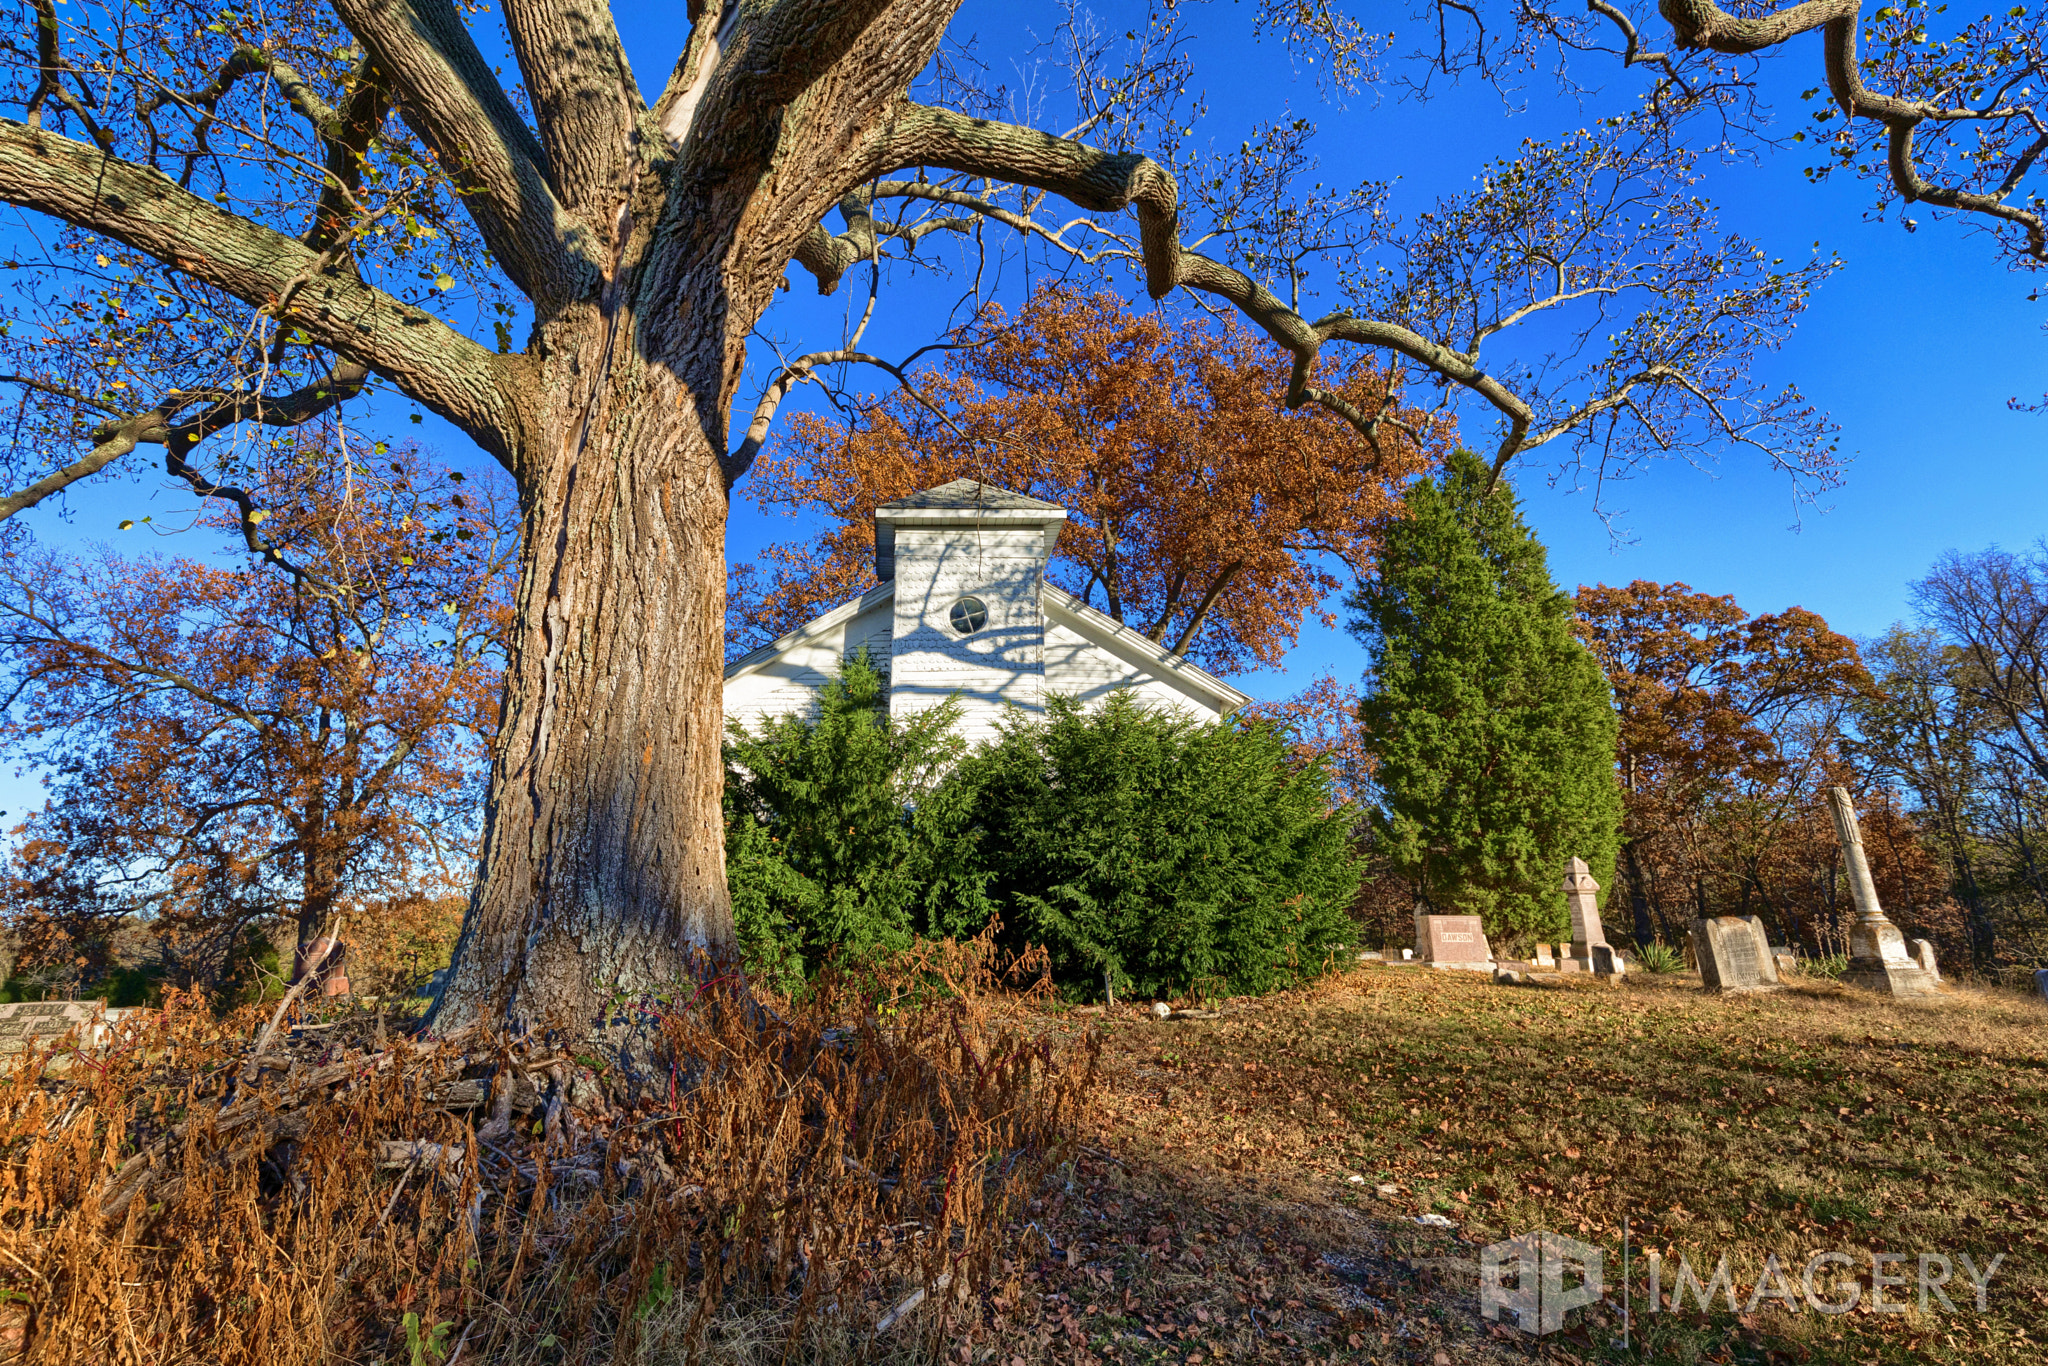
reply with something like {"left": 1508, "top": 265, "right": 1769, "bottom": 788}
{"left": 724, "top": 669, "right": 1360, "bottom": 1000}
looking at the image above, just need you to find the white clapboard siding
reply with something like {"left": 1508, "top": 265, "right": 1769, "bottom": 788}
{"left": 723, "top": 585, "right": 895, "bottom": 734}
{"left": 1039, "top": 588, "right": 1247, "bottom": 720}
{"left": 888, "top": 524, "right": 1048, "bottom": 745}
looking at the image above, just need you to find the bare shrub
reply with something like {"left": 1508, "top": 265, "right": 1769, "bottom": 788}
{"left": 0, "top": 936, "right": 1091, "bottom": 1364}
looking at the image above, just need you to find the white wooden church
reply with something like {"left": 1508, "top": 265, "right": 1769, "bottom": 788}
{"left": 724, "top": 481, "right": 1249, "bottom": 739}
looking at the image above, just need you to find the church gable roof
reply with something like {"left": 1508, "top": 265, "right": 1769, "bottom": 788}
{"left": 874, "top": 480, "right": 1066, "bottom": 581}
{"left": 1039, "top": 585, "right": 1251, "bottom": 717}
{"left": 877, "top": 479, "right": 1063, "bottom": 513}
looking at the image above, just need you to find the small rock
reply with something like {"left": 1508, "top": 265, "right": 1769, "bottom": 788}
{"left": 1377, "top": 1183, "right": 1400, "bottom": 1196}
{"left": 1415, "top": 1212, "right": 1456, "bottom": 1229}
{"left": 1151, "top": 1001, "right": 1172, "bottom": 1020}
{"left": 1492, "top": 968, "right": 1533, "bottom": 986}
{"left": 1347, "top": 1174, "right": 1366, "bottom": 1184}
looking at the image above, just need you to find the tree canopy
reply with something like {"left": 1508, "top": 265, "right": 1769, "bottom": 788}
{"left": 0, "top": 0, "right": 2037, "bottom": 1031}
{"left": 0, "top": 442, "right": 510, "bottom": 991}
{"left": 736, "top": 284, "right": 1446, "bottom": 674}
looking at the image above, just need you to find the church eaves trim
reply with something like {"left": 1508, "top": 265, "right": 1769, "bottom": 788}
{"left": 722, "top": 580, "right": 896, "bottom": 684}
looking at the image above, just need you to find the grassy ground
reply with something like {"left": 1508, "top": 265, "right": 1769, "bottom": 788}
{"left": 997, "top": 963, "right": 2048, "bottom": 1366}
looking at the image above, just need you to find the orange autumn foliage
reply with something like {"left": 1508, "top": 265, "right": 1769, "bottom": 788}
{"left": 1572, "top": 580, "right": 1965, "bottom": 961}
{"left": 0, "top": 442, "right": 512, "bottom": 990}
{"left": 737, "top": 286, "right": 1451, "bottom": 675}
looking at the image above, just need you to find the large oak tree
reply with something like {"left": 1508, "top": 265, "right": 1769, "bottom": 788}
{"left": 0, "top": 0, "right": 2033, "bottom": 1034}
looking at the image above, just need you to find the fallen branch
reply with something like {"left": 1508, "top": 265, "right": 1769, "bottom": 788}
{"left": 239, "top": 916, "right": 343, "bottom": 1086}
{"left": 875, "top": 1272, "right": 953, "bottom": 1335}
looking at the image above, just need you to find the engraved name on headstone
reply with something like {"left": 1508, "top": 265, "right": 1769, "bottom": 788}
{"left": 1693, "top": 916, "right": 1781, "bottom": 994}
{"left": 1414, "top": 913, "right": 1495, "bottom": 971}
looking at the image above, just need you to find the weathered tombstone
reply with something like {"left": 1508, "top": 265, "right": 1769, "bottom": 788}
{"left": 1590, "top": 944, "right": 1627, "bottom": 978}
{"left": 1910, "top": 939, "right": 1942, "bottom": 983}
{"left": 1561, "top": 858, "right": 1622, "bottom": 977}
{"left": 297, "top": 936, "right": 353, "bottom": 998}
{"left": 1693, "top": 916, "right": 1781, "bottom": 994}
{"left": 1414, "top": 913, "right": 1494, "bottom": 971}
{"left": 1533, "top": 943, "right": 1557, "bottom": 971}
{"left": 1771, "top": 947, "right": 1800, "bottom": 980}
{"left": 2035, "top": 968, "right": 2048, "bottom": 1002}
{"left": 1825, "top": 788, "right": 1939, "bottom": 998}
{"left": 0, "top": 1000, "right": 143, "bottom": 1056}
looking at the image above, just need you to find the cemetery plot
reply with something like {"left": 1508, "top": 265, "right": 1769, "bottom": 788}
{"left": 1080, "top": 963, "right": 2047, "bottom": 1366}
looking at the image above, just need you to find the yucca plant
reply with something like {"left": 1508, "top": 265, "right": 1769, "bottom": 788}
{"left": 1636, "top": 941, "right": 1684, "bottom": 974}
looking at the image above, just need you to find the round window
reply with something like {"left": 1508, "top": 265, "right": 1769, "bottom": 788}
{"left": 949, "top": 596, "right": 989, "bottom": 635}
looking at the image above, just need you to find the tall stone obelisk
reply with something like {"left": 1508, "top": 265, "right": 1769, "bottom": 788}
{"left": 1562, "top": 858, "right": 1624, "bottom": 977}
{"left": 1825, "top": 787, "right": 1938, "bottom": 998}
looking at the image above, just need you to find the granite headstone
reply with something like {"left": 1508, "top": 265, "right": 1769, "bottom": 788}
{"left": 1415, "top": 913, "right": 1494, "bottom": 971}
{"left": 1694, "top": 915, "right": 1781, "bottom": 994}
{"left": 1561, "top": 858, "right": 1623, "bottom": 977}
{"left": 1825, "top": 788, "right": 1939, "bottom": 998}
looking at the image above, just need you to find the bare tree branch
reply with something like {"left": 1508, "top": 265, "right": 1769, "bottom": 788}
{"left": 0, "top": 121, "right": 521, "bottom": 462}
{"left": 330, "top": 0, "right": 595, "bottom": 304}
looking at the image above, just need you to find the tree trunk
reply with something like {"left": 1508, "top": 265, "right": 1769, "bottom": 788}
{"left": 430, "top": 291, "right": 739, "bottom": 1035}
{"left": 292, "top": 783, "right": 341, "bottom": 983}
{"left": 1622, "top": 839, "right": 1655, "bottom": 947}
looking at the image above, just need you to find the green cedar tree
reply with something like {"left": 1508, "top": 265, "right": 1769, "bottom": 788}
{"left": 1348, "top": 450, "right": 1623, "bottom": 944}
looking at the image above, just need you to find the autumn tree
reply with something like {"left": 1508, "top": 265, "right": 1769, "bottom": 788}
{"left": 1892, "top": 548, "right": 2048, "bottom": 960}
{"left": 1573, "top": 581, "right": 1868, "bottom": 943}
{"left": 1564, "top": 578, "right": 1968, "bottom": 962}
{"left": 0, "top": 443, "right": 511, "bottom": 990}
{"left": 1852, "top": 626, "right": 2004, "bottom": 965}
{"left": 0, "top": 0, "right": 2012, "bottom": 1032}
{"left": 737, "top": 285, "right": 1447, "bottom": 674}
{"left": 1351, "top": 450, "right": 1623, "bottom": 945}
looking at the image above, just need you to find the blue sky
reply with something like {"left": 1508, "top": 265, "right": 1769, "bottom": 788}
{"left": 8, "top": 1, "right": 2044, "bottom": 783}
{"left": 697, "top": 4, "right": 2046, "bottom": 702}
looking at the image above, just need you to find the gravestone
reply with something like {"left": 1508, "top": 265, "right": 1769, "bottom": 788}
{"left": 297, "top": 936, "right": 353, "bottom": 998}
{"left": 1693, "top": 915, "right": 1781, "bottom": 994}
{"left": 1560, "top": 858, "right": 1622, "bottom": 977}
{"left": 1771, "top": 947, "right": 1800, "bottom": 980}
{"left": 1414, "top": 913, "right": 1494, "bottom": 971}
{"left": 1825, "top": 788, "right": 1939, "bottom": 998}
{"left": 0, "top": 1000, "right": 142, "bottom": 1056}
{"left": 2035, "top": 968, "right": 2048, "bottom": 1003}
{"left": 1589, "top": 944, "right": 1627, "bottom": 978}
{"left": 1910, "top": 939, "right": 1942, "bottom": 983}
{"left": 1533, "top": 943, "right": 1557, "bottom": 971}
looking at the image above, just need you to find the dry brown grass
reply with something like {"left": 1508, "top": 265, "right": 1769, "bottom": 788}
{"left": 7, "top": 958, "right": 2042, "bottom": 1366}
{"left": 0, "top": 937, "right": 1092, "bottom": 1366}
{"left": 1037, "top": 963, "right": 2048, "bottom": 1365}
